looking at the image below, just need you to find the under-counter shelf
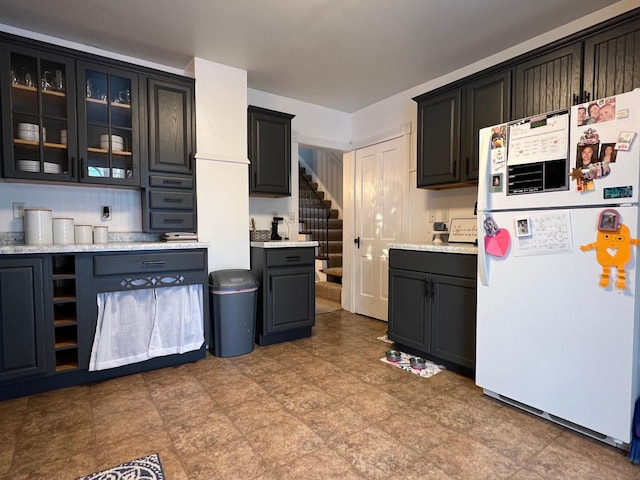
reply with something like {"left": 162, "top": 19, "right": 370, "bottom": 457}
{"left": 51, "top": 254, "right": 79, "bottom": 372}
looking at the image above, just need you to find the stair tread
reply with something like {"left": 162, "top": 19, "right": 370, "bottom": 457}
{"left": 321, "top": 267, "right": 343, "bottom": 277}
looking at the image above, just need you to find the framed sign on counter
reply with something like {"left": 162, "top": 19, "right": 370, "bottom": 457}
{"left": 448, "top": 218, "right": 477, "bottom": 243}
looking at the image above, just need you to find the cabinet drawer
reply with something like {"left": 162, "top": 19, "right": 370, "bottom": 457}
{"left": 149, "top": 190, "right": 194, "bottom": 210}
{"left": 93, "top": 250, "right": 205, "bottom": 276}
{"left": 149, "top": 175, "right": 193, "bottom": 189}
{"left": 390, "top": 250, "right": 476, "bottom": 278}
{"left": 266, "top": 248, "right": 314, "bottom": 267}
{"left": 150, "top": 212, "right": 195, "bottom": 231}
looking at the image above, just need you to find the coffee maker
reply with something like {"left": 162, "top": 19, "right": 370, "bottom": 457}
{"left": 270, "top": 216, "right": 283, "bottom": 240}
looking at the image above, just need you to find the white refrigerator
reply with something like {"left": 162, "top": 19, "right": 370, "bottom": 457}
{"left": 475, "top": 89, "right": 640, "bottom": 447}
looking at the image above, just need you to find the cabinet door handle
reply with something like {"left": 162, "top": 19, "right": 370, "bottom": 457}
{"left": 424, "top": 279, "right": 430, "bottom": 298}
{"left": 188, "top": 152, "right": 193, "bottom": 171}
{"left": 452, "top": 161, "right": 457, "bottom": 178}
{"left": 71, "top": 156, "right": 75, "bottom": 177}
{"left": 163, "top": 218, "right": 184, "bottom": 224}
{"left": 80, "top": 157, "right": 84, "bottom": 178}
{"left": 164, "top": 197, "right": 184, "bottom": 203}
{"left": 163, "top": 179, "right": 182, "bottom": 185}
{"left": 354, "top": 237, "right": 360, "bottom": 248}
{"left": 583, "top": 91, "right": 591, "bottom": 102}
{"left": 285, "top": 255, "right": 301, "bottom": 262}
{"left": 142, "top": 260, "right": 166, "bottom": 266}
{"left": 573, "top": 93, "right": 580, "bottom": 105}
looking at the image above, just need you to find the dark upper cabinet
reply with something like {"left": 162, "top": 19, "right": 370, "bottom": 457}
{"left": 0, "top": 256, "right": 48, "bottom": 383}
{"left": 141, "top": 75, "right": 196, "bottom": 233}
{"left": 415, "top": 69, "right": 510, "bottom": 188}
{"left": 248, "top": 106, "right": 295, "bottom": 197}
{"left": 460, "top": 70, "right": 511, "bottom": 183}
{"left": 1, "top": 45, "right": 77, "bottom": 182}
{"left": 513, "top": 43, "right": 583, "bottom": 119}
{"left": 76, "top": 61, "right": 140, "bottom": 186}
{"left": 147, "top": 77, "right": 194, "bottom": 175}
{"left": 415, "top": 88, "right": 461, "bottom": 187}
{"left": 583, "top": 20, "right": 640, "bottom": 101}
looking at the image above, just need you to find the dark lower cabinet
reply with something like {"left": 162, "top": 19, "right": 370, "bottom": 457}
{"left": 0, "top": 248, "right": 209, "bottom": 400}
{"left": 0, "top": 256, "right": 48, "bottom": 382}
{"left": 388, "top": 250, "right": 477, "bottom": 376}
{"left": 251, "top": 247, "right": 315, "bottom": 345}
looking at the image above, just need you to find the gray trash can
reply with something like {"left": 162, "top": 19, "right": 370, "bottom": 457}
{"left": 209, "top": 269, "right": 259, "bottom": 357}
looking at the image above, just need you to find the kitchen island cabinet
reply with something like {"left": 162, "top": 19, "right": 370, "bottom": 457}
{"left": 0, "top": 243, "right": 209, "bottom": 400}
{"left": 250, "top": 242, "right": 316, "bottom": 345}
{"left": 388, "top": 248, "right": 477, "bottom": 377}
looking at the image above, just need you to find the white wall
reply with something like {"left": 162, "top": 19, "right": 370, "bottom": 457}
{"left": 188, "top": 58, "right": 251, "bottom": 272}
{"left": 247, "top": 89, "right": 351, "bottom": 239}
{"left": 350, "top": 0, "right": 639, "bottom": 244}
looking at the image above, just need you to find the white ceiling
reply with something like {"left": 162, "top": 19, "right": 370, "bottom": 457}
{"left": 0, "top": 0, "right": 624, "bottom": 113}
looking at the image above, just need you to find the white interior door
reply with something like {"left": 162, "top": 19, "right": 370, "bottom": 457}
{"left": 354, "top": 137, "right": 403, "bottom": 321}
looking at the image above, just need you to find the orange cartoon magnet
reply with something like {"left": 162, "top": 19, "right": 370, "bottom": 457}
{"left": 483, "top": 217, "right": 511, "bottom": 257}
{"left": 580, "top": 209, "right": 640, "bottom": 289}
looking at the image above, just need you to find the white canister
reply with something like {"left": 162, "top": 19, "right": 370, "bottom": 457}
{"left": 93, "top": 225, "right": 108, "bottom": 244}
{"left": 74, "top": 225, "right": 93, "bottom": 244}
{"left": 24, "top": 209, "right": 53, "bottom": 245}
{"left": 53, "top": 218, "right": 74, "bottom": 245}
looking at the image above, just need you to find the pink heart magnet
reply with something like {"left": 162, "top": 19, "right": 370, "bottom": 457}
{"left": 484, "top": 228, "right": 511, "bottom": 257}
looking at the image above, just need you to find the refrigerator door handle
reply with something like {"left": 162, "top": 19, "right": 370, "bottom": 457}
{"left": 478, "top": 216, "right": 489, "bottom": 286}
{"left": 476, "top": 127, "right": 492, "bottom": 212}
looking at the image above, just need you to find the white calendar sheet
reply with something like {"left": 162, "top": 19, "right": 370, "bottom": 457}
{"left": 513, "top": 211, "right": 573, "bottom": 256}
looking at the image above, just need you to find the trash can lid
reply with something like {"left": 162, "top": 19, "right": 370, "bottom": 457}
{"left": 209, "top": 269, "right": 259, "bottom": 291}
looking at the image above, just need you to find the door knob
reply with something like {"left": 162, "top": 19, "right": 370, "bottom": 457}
{"left": 354, "top": 237, "right": 360, "bottom": 248}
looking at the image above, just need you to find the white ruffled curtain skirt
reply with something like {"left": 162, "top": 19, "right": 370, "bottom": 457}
{"left": 89, "top": 284, "right": 204, "bottom": 371}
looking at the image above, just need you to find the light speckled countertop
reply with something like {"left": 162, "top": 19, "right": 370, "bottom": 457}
{"left": 389, "top": 242, "right": 478, "bottom": 255}
{"left": 0, "top": 241, "right": 207, "bottom": 255}
{"left": 250, "top": 241, "right": 319, "bottom": 248}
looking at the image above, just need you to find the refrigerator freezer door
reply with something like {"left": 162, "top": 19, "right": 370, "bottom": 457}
{"left": 476, "top": 205, "right": 640, "bottom": 444}
{"left": 478, "top": 89, "right": 640, "bottom": 212}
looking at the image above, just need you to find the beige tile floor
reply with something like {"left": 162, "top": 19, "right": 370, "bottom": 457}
{"left": 1, "top": 305, "right": 639, "bottom": 480}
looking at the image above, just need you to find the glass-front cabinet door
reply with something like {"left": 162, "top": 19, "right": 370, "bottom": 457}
{"left": 1, "top": 46, "right": 76, "bottom": 180}
{"left": 77, "top": 62, "right": 139, "bottom": 186}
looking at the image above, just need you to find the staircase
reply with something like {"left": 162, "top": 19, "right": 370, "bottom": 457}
{"left": 299, "top": 166, "right": 343, "bottom": 304}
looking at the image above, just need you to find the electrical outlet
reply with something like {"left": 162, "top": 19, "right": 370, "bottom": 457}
{"left": 101, "top": 205, "right": 112, "bottom": 221}
{"left": 289, "top": 211, "right": 295, "bottom": 222}
{"left": 12, "top": 202, "right": 26, "bottom": 219}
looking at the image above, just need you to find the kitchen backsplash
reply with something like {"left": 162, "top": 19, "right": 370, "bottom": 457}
{"left": 0, "top": 182, "right": 142, "bottom": 233}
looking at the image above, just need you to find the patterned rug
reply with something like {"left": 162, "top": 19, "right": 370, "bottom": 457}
{"left": 380, "top": 350, "right": 444, "bottom": 378}
{"left": 76, "top": 453, "right": 165, "bottom": 480}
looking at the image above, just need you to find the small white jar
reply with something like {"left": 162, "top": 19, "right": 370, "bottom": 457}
{"left": 93, "top": 225, "right": 108, "bottom": 244}
{"left": 74, "top": 225, "right": 93, "bottom": 244}
{"left": 53, "top": 218, "right": 74, "bottom": 244}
